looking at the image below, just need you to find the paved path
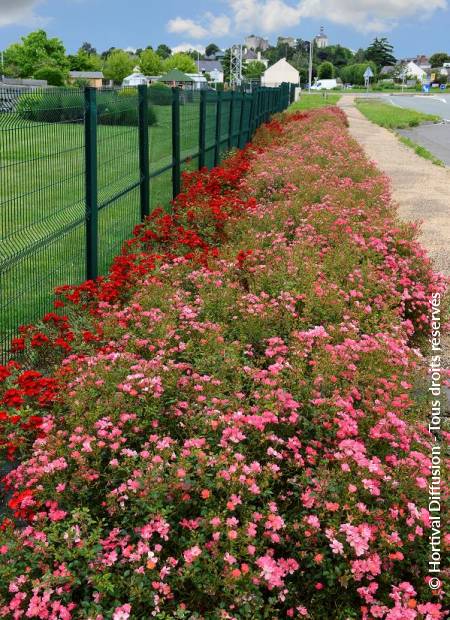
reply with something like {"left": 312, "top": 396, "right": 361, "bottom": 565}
{"left": 338, "top": 95, "right": 450, "bottom": 277}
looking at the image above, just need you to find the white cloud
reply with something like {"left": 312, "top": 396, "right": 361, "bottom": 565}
{"left": 167, "top": 17, "right": 208, "bottom": 38}
{"left": 171, "top": 42, "right": 206, "bottom": 54}
{"left": 167, "top": 0, "right": 447, "bottom": 39}
{"left": 0, "top": 0, "right": 48, "bottom": 28}
{"left": 167, "top": 13, "right": 231, "bottom": 39}
{"left": 299, "top": 0, "right": 448, "bottom": 32}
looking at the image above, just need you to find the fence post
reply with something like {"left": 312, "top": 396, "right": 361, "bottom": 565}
{"left": 138, "top": 84, "right": 150, "bottom": 220}
{"left": 84, "top": 87, "right": 98, "bottom": 281}
{"left": 238, "top": 92, "right": 246, "bottom": 149}
{"left": 171, "top": 87, "right": 181, "bottom": 200}
{"left": 198, "top": 89, "right": 207, "bottom": 170}
{"left": 214, "top": 91, "right": 222, "bottom": 166}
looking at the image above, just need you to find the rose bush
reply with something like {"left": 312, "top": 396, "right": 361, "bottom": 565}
{"left": 0, "top": 108, "right": 448, "bottom": 619}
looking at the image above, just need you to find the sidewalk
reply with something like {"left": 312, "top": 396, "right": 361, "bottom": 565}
{"left": 338, "top": 95, "right": 450, "bottom": 277}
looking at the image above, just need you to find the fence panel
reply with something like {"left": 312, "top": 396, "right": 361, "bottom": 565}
{"left": 0, "top": 82, "right": 293, "bottom": 359}
{"left": 0, "top": 87, "right": 86, "bottom": 355}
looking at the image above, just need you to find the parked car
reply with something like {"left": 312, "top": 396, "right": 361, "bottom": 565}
{"left": 310, "top": 79, "right": 338, "bottom": 90}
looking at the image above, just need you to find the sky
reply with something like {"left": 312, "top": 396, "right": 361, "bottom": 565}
{"left": 0, "top": 0, "right": 449, "bottom": 58}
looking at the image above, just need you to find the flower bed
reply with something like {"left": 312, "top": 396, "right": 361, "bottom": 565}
{"left": 0, "top": 108, "right": 448, "bottom": 619}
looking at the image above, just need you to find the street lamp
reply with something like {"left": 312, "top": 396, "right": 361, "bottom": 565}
{"left": 308, "top": 39, "right": 313, "bottom": 93}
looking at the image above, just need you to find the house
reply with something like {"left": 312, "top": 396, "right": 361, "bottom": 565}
{"left": 314, "top": 26, "right": 329, "bottom": 49}
{"left": 186, "top": 74, "right": 209, "bottom": 90}
{"left": 402, "top": 61, "right": 427, "bottom": 82}
{"left": 122, "top": 71, "right": 149, "bottom": 87}
{"left": 158, "top": 69, "right": 195, "bottom": 89}
{"left": 0, "top": 77, "right": 48, "bottom": 88}
{"left": 68, "top": 71, "right": 104, "bottom": 88}
{"left": 206, "top": 50, "right": 225, "bottom": 61}
{"left": 261, "top": 58, "right": 299, "bottom": 87}
{"left": 277, "top": 36, "right": 296, "bottom": 49}
{"left": 243, "top": 49, "right": 269, "bottom": 68}
{"left": 379, "top": 66, "right": 395, "bottom": 76}
{"left": 245, "top": 35, "right": 270, "bottom": 51}
{"left": 195, "top": 60, "right": 224, "bottom": 83}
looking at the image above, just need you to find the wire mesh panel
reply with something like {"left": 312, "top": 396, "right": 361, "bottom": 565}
{"left": 96, "top": 88, "right": 141, "bottom": 273}
{"left": 204, "top": 91, "right": 218, "bottom": 169}
{"left": 219, "top": 93, "right": 232, "bottom": 160}
{"left": 0, "top": 82, "right": 291, "bottom": 359}
{"left": 180, "top": 90, "right": 200, "bottom": 167}
{"left": 0, "top": 87, "right": 86, "bottom": 358}
{"left": 148, "top": 84, "right": 173, "bottom": 212}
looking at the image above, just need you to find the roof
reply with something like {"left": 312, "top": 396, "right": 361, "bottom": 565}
{"left": 196, "top": 60, "right": 223, "bottom": 72}
{"left": 69, "top": 71, "right": 104, "bottom": 79}
{"left": 243, "top": 50, "right": 258, "bottom": 60}
{"left": 158, "top": 69, "right": 194, "bottom": 82}
{"left": 380, "top": 65, "right": 395, "bottom": 75}
{"left": 263, "top": 58, "right": 299, "bottom": 76}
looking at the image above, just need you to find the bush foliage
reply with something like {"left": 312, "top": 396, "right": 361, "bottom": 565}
{"left": 0, "top": 109, "right": 448, "bottom": 619}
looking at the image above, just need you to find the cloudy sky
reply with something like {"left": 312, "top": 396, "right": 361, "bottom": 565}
{"left": 0, "top": 0, "right": 449, "bottom": 57}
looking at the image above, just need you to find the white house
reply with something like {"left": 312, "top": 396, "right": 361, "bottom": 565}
{"left": 186, "top": 74, "right": 209, "bottom": 90}
{"left": 122, "top": 71, "right": 149, "bottom": 87}
{"left": 261, "top": 58, "right": 299, "bottom": 87}
{"left": 402, "top": 61, "right": 427, "bottom": 83}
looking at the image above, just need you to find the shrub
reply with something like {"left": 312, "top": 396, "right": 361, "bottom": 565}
{"left": 16, "top": 89, "right": 157, "bottom": 126}
{"left": 33, "top": 66, "right": 66, "bottom": 86}
{"left": 341, "top": 62, "right": 378, "bottom": 85}
{"left": 148, "top": 81, "right": 172, "bottom": 105}
{"left": 318, "top": 61, "right": 335, "bottom": 79}
{"left": 0, "top": 109, "right": 447, "bottom": 619}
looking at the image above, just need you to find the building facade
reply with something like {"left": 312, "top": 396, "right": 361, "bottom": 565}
{"left": 314, "top": 26, "right": 329, "bottom": 49}
{"left": 245, "top": 35, "right": 270, "bottom": 51}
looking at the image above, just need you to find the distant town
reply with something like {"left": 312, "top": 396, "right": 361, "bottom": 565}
{"left": 1, "top": 27, "right": 449, "bottom": 92}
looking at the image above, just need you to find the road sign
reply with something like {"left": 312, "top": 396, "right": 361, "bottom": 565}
{"left": 422, "top": 83, "right": 430, "bottom": 93}
{"left": 440, "top": 84, "right": 446, "bottom": 90}
{"left": 363, "top": 67, "right": 374, "bottom": 79}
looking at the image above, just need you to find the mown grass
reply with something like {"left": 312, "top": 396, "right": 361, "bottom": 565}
{"left": 355, "top": 99, "right": 444, "bottom": 167}
{"left": 355, "top": 99, "right": 440, "bottom": 128}
{"left": 398, "top": 136, "right": 444, "bottom": 167}
{"left": 289, "top": 93, "right": 341, "bottom": 111}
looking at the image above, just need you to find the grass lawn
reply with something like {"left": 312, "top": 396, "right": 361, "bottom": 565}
{"left": 355, "top": 98, "right": 443, "bottom": 167}
{"left": 0, "top": 101, "right": 210, "bottom": 355}
{"left": 355, "top": 98, "right": 440, "bottom": 128}
{"left": 289, "top": 92, "right": 341, "bottom": 111}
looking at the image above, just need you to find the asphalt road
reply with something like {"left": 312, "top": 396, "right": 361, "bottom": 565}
{"left": 387, "top": 94, "right": 450, "bottom": 120}
{"left": 359, "top": 93, "right": 450, "bottom": 165}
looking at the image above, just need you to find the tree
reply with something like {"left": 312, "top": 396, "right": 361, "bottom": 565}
{"left": 429, "top": 52, "right": 450, "bottom": 67}
{"left": 80, "top": 42, "right": 97, "bottom": 56}
{"left": 139, "top": 49, "right": 163, "bottom": 76}
{"left": 163, "top": 53, "right": 196, "bottom": 73}
{"left": 156, "top": 44, "right": 172, "bottom": 59}
{"left": 222, "top": 49, "right": 231, "bottom": 83}
{"left": 103, "top": 50, "right": 134, "bottom": 84}
{"left": 67, "top": 49, "right": 102, "bottom": 71}
{"left": 354, "top": 48, "right": 367, "bottom": 63}
{"left": 205, "top": 43, "right": 220, "bottom": 58}
{"left": 3, "top": 29, "right": 68, "bottom": 78}
{"left": 317, "top": 45, "right": 353, "bottom": 69}
{"left": 243, "top": 60, "right": 266, "bottom": 79}
{"left": 34, "top": 66, "right": 66, "bottom": 86}
{"left": 366, "top": 37, "right": 396, "bottom": 69}
{"left": 340, "top": 61, "right": 377, "bottom": 85}
{"left": 101, "top": 47, "right": 117, "bottom": 60}
{"left": 318, "top": 61, "right": 334, "bottom": 79}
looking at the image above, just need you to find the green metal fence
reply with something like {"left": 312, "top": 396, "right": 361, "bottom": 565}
{"left": 0, "top": 82, "right": 292, "bottom": 357}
